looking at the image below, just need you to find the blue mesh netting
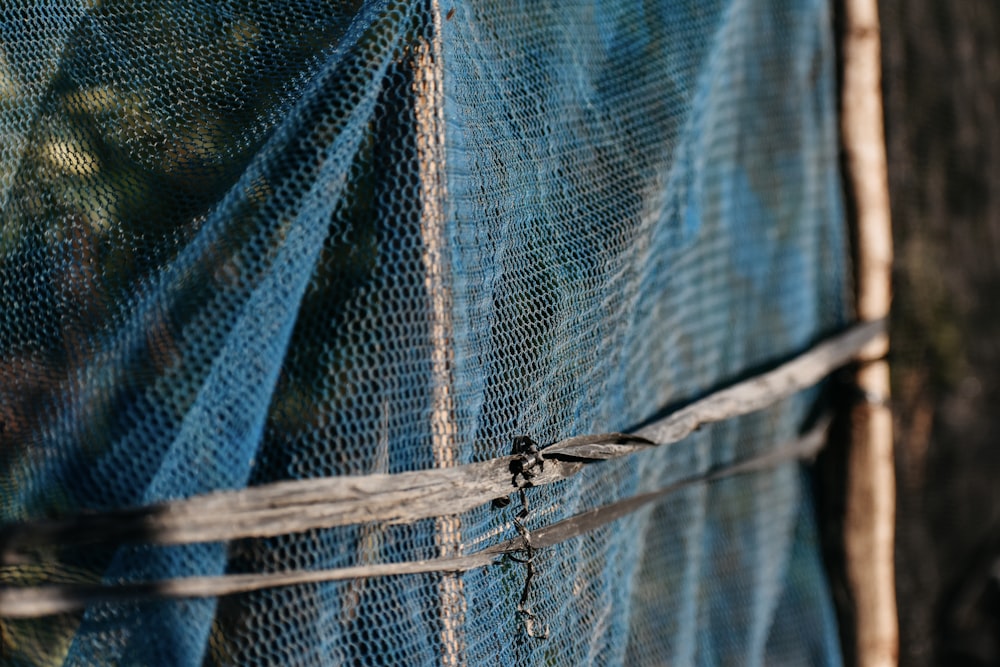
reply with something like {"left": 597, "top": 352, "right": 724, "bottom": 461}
{"left": 0, "top": 0, "right": 849, "bottom": 664}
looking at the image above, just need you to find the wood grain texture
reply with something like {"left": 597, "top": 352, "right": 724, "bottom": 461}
{"left": 0, "top": 420, "right": 829, "bottom": 619}
{"left": 840, "top": 0, "right": 898, "bottom": 664}
{"left": 0, "top": 319, "right": 885, "bottom": 565}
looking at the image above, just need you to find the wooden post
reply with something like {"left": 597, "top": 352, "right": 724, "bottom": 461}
{"left": 840, "top": 0, "right": 898, "bottom": 664}
{"left": 414, "top": 3, "right": 466, "bottom": 664}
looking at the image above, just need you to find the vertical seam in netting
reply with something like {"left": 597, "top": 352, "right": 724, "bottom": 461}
{"left": 414, "top": 2, "right": 466, "bottom": 664}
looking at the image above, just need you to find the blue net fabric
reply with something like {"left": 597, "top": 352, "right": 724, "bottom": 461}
{"left": 0, "top": 0, "right": 848, "bottom": 665}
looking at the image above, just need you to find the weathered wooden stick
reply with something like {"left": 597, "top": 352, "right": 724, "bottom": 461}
{"left": 840, "top": 0, "right": 898, "bottom": 663}
{"left": 0, "top": 419, "right": 829, "bottom": 619}
{"left": 0, "top": 319, "right": 884, "bottom": 563}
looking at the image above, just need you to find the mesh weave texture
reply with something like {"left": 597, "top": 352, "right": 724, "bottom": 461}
{"left": 0, "top": 0, "right": 848, "bottom": 664}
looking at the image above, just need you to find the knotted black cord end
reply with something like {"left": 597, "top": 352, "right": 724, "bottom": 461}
{"left": 540, "top": 432, "right": 656, "bottom": 462}
{"left": 505, "top": 436, "right": 550, "bottom": 639}
{"left": 492, "top": 436, "right": 546, "bottom": 510}
{"left": 509, "top": 435, "right": 545, "bottom": 487}
{"left": 491, "top": 496, "right": 512, "bottom": 509}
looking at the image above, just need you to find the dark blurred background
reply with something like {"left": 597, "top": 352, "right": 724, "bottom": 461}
{"left": 880, "top": 0, "right": 1000, "bottom": 665}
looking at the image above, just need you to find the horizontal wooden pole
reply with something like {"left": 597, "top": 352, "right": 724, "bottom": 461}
{"left": 0, "top": 319, "right": 884, "bottom": 564}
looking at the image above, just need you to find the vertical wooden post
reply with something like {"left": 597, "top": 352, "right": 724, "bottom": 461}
{"left": 414, "top": 3, "right": 465, "bottom": 664}
{"left": 840, "top": 0, "right": 898, "bottom": 664}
